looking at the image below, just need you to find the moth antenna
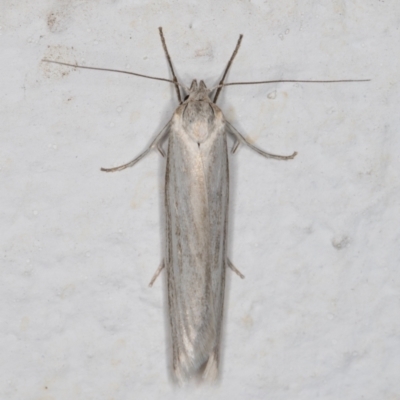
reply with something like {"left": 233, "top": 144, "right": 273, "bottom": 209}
{"left": 41, "top": 59, "right": 188, "bottom": 89}
{"left": 213, "top": 34, "right": 243, "bottom": 103}
{"left": 158, "top": 27, "right": 182, "bottom": 103}
{"left": 213, "top": 78, "right": 370, "bottom": 90}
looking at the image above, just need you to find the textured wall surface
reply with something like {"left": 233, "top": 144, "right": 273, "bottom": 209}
{"left": 1, "top": 1, "right": 399, "bottom": 398}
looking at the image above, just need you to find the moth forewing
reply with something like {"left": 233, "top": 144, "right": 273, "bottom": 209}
{"left": 166, "top": 80, "right": 229, "bottom": 381}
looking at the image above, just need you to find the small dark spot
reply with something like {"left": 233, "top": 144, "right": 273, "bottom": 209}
{"left": 332, "top": 236, "right": 350, "bottom": 250}
{"left": 47, "top": 10, "right": 69, "bottom": 33}
{"left": 47, "top": 13, "right": 56, "bottom": 30}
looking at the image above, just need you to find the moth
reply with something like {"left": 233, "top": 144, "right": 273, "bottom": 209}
{"left": 43, "top": 28, "right": 368, "bottom": 383}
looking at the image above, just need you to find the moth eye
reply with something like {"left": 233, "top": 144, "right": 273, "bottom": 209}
{"left": 184, "top": 95, "right": 189, "bottom": 101}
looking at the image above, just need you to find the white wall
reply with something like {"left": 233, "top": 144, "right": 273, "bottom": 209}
{"left": 1, "top": 1, "right": 399, "bottom": 398}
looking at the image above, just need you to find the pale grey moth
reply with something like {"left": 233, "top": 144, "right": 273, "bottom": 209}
{"left": 43, "top": 28, "right": 368, "bottom": 384}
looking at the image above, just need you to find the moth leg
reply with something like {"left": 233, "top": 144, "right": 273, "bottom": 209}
{"left": 227, "top": 121, "right": 297, "bottom": 160}
{"left": 101, "top": 121, "right": 170, "bottom": 172}
{"left": 158, "top": 27, "right": 182, "bottom": 104}
{"left": 231, "top": 139, "right": 240, "bottom": 154}
{"left": 227, "top": 258, "right": 245, "bottom": 279}
{"left": 148, "top": 260, "right": 165, "bottom": 287}
{"left": 157, "top": 143, "right": 166, "bottom": 158}
{"left": 214, "top": 34, "right": 243, "bottom": 103}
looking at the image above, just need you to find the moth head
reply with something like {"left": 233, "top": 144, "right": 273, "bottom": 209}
{"left": 186, "top": 79, "right": 210, "bottom": 101}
